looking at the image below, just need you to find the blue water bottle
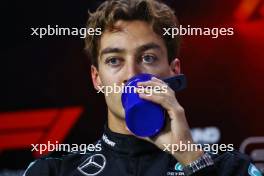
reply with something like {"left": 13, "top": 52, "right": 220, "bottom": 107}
{"left": 121, "top": 73, "right": 186, "bottom": 137}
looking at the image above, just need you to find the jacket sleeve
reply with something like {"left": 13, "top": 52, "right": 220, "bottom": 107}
{"left": 23, "top": 159, "right": 50, "bottom": 176}
{"left": 193, "top": 151, "right": 263, "bottom": 176}
{"left": 23, "top": 158, "right": 62, "bottom": 176}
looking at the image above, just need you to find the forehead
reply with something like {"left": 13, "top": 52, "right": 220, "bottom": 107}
{"left": 99, "top": 20, "right": 166, "bottom": 53}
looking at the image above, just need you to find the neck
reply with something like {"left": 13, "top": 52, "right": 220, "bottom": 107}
{"left": 107, "top": 109, "right": 131, "bottom": 135}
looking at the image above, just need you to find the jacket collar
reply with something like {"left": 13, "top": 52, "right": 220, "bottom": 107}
{"left": 100, "top": 125, "right": 160, "bottom": 156}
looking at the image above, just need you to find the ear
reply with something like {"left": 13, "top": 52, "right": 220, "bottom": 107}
{"left": 91, "top": 65, "right": 102, "bottom": 91}
{"left": 169, "top": 58, "right": 181, "bottom": 75}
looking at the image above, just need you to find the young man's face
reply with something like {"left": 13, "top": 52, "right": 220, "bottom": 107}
{"left": 91, "top": 20, "right": 180, "bottom": 119}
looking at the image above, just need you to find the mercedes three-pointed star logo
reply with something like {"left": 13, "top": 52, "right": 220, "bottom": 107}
{"left": 77, "top": 154, "right": 106, "bottom": 176}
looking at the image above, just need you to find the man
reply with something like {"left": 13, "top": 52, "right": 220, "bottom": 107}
{"left": 24, "top": 0, "right": 262, "bottom": 175}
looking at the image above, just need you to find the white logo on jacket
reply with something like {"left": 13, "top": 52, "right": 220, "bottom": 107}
{"left": 77, "top": 154, "right": 106, "bottom": 176}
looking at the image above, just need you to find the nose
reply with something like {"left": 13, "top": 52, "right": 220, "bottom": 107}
{"left": 123, "top": 61, "right": 142, "bottom": 84}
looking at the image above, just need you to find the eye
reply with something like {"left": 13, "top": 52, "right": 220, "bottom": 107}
{"left": 142, "top": 54, "right": 157, "bottom": 64}
{"left": 105, "top": 57, "right": 122, "bottom": 66}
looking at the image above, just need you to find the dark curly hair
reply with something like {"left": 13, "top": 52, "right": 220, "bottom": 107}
{"left": 84, "top": 0, "right": 181, "bottom": 68}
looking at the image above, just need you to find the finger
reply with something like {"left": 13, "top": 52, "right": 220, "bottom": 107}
{"left": 137, "top": 80, "right": 163, "bottom": 87}
{"left": 151, "top": 77, "right": 165, "bottom": 84}
{"left": 135, "top": 87, "right": 152, "bottom": 95}
{"left": 138, "top": 91, "right": 180, "bottom": 111}
{"left": 135, "top": 87, "right": 162, "bottom": 95}
{"left": 137, "top": 80, "right": 173, "bottom": 96}
{"left": 138, "top": 93, "right": 164, "bottom": 104}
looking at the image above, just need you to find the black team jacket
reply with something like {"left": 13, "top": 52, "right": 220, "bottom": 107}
{"left": 24, "top": 125, "right": 262, "bottom": 176}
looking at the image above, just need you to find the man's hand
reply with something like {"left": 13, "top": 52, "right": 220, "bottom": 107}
{"left": 135, "top": 77, "right": 203, "bottom": 165}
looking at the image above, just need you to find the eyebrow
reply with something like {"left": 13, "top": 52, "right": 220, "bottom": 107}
{"left": 99, "top": 42, "right": 162, "bottom": 59}
{"left": 100, "top": 47, "right": 125, "bottom": 56}
{"left": 136, "top": 42, "right": 162, "bottom": 54}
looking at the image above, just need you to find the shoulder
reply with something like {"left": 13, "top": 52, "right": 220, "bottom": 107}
{"left": 214, "top": 150, "right": 251, "bottom": 165}
{"left": 212, "top": 151, "right": 262, "bottom": 175}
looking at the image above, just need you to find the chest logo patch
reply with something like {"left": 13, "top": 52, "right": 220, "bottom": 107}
{"left": 77, "top": 154, "right": 106, "bottom": 176}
